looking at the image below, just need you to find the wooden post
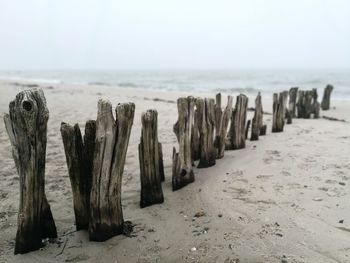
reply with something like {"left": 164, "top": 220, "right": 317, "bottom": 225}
{"left": 272, "top": 92, "right": 286, "bottom": 132}
{"left": 214, "top": 93, "right": 222, "bottom": 139}
{"left": 158, "top": 142, "right": 165, "bottom": 182}
{"left": 3, "top": 89, "right": 57, "bottom": 254}
{"left": 245, "top": 120, "right": 251, "bottom": 140}
{"left": 191, "top": 99, "right": 201, "bottom": 161}
{"left": 289, "top": 87, "right": 299, "bottom": 117}
{"left": 297, "top": 90, "right": 313, "bottom": 119}
{"left": 60, "top": 120, "right": 96, "bottom": 230}
{"left": 260, "top": 124, "right": 267, "bottom": 136}
{"left": 172, "top": 97, "right": 195, "bottom": 191}
{"left": 250, "top": 92, "right": 263, "bottom": 141}
{"left": 89, "top": 100, "right": 135, "bottom": 241}
{"left": 197, "top": 98, "right": 216, "bottom": 168}
{"left": 311, "top": 88, "right": 320, "bottom": 118}
{"left": 214, "top": 95, "right": 233, "bottom": 159}
{"left": 138, "top": 109, "right": 164, "bottom": 208}
{"left": 321, "top": 84, "right": 334, "bottom": 110}
{"left": 226, "top": 94, "right": 248, "bottom": 150}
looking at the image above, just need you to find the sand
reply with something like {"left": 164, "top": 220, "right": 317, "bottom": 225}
{"left": 0, "top": 80, "right": 350, "bottom": 263}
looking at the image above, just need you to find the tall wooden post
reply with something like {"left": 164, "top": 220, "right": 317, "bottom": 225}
{"left": 272, "top": 92, "right": 286, "bottom": 132}
{"left": 250, "top": 92, "right": 263, "bottom": 141}
{"left": 89, "top": 100, "right": 135, "bottom": 241}
{"left": 138, "top": 109, "right": 164, "bottom": 208}
{"left": 289, "top": 87, "right": 299, "bottom": 118}
{"left": 172, "top": 97, "right": 195, "bottom": 191}
{"left": 3, "top": 89, "right": 57, "bottom": 254}
{"left": 60, "top": 120, "right": 96, "bottom": 230}
{"left": 197, "top": 98, "right": 216, "bottom": 168}
{"left": 321, "top": 84, "right": 334, "bottom": 110}
{"left": 226, "top": 94, "right": 248, "bottom": 150}
{"left": 214, "top": 95, "right": 233, "bottom": 158}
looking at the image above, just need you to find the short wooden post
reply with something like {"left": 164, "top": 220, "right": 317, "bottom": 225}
{"left": 260, "top": 124, "right": 267, "bottom": 136}
{"left": 245, "top": 119, "right": 251, "bottom": 139}
{"left": 197, "top": 98, "right": 216, "bottom": 168}
{"left": 272, "top": 92, "right": 286, "bottom": 132}
{"left": 321, "top": 84, "right": 334, "bottom": 110}
{"left": 250, "top": 92, "right": 263, "bottom": 141}
{"left": 289, "top": 87, "right": 299, "bottom": 117}
{"left": 3, "top": 89, "right": 57, "bottom": 254}
{"left": 214, "top": 93, "right": 222, "bottom": 138}
{"left": 138, "top": 109, "right": 164, "bottom": 208}
{"left": 226, "top": 94, "right": 248, "bottom": 150}
{"left": 89, "top": 100, "right": 135, "bottom": 241}
{"left": 214, "top": 95, "right": 233, "bottom": 158}
{"left": 60, "top": 120, "right": 96, "bottom": 230}
{"left": 172, "top": 97, "right": 195, "bottom": 191}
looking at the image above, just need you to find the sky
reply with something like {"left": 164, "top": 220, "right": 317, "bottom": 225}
{"left": 0, "top": 0, "right": 349, "bottom": 70}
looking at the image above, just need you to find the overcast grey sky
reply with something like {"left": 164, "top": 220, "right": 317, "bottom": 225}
{"left": 0, "top": 0, "right": 349, "bottom": 70}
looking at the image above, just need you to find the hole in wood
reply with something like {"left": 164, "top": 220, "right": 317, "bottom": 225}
{"left": 22, "top": 101, "right": 32, "bottom": 112}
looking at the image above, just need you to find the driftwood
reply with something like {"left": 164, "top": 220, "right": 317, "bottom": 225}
{"left": 214, "top": 95, "right": 233, "bottom": 158}
{"left": 89, "top": 100, "right": 135, "bottom": 241}
{"left": 321, "top": 84, "right": 334, "bottom": 110}
{"left": 3, "top": 89, "right": 57, "bottom": 254}
{"left": 272, "top": 92, "right": 287, "bottom": 132}
{"left": 250, "top": 92, "right": 263, "bottom": 141}
{"left": 322, "top": 116, "right": 346, "bottom": 122}
{"left": 172, "top": 97, "right": 195, "bottom": 191}
{"left": 289, "top": 87, "right": 299, "bottom": 117}
{"left": 138, "top": 109, "right": 164, "bottom": 208}
{"left": 60, "top": 121, "right": 96, "bottom": 230}
{"left": 226, "top": 94, "right": 248, "bottom": 150}
{"left": 197, "top": 98, "right": 216, "bottom": 168}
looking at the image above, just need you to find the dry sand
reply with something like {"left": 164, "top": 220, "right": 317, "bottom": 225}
{"left": 0, "top": 80, "right": 350, "bottom": 263}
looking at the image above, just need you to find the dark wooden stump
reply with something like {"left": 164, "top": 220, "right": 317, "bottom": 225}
{"left": 311, "top": 88, "right": 320, "bottom": 118}
{"left": 172, "top": 97, "right": 195, "bottom": 191}
{"left": 191, "top": 99, "right": 201, "bottom": 161}
{"left": 260, "top": 124, "right": 267, "bottom": 136}
{"left": 245, "top": 119, "right": 251, "bottom": 139}
{"left": 297, "top": 90, "right": 313, "bottom": 119}
{"left": 158, "top": 142, "right": 165, "bottom": 182}
{"left": 214, "top": 95, "right": 233, "bottom": 158}
{"left": 89, "top": 100, "right": 135, "bottom": 241}
{"left": 214, "top": 93, "right": 222, "bottom": 139}
{"left": 3, "top": 88, "right": 57, "bottom": 254}
{"left": 60, "top": 120, "right": 96, "bottom": 230}
{"left": 138, "top": 109, "right": 164, "bottom": 208}
{"left": 272, "top": 92, "right": 286, "bottom": 132}
{"left": 197, "top": 98, "right": 216, "bottom": 168}
{"left": 226, "top": 94, "right": 248, "bottom": 150}
{"left": 289, "top": 87, "right": 299, "bottom": 118}
{"left": 321, "top": 84, "right": 334, "bottom": 110}
{"left": 250, "top": 92, "right": 263, "bottom": 141}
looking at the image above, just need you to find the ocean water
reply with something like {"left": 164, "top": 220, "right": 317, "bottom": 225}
{"left": 0, "top": 69, "right": 349, "bottom": 100}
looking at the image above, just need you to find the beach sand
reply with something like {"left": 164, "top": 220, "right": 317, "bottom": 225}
{"left": 0, "top": 80, "right": 350, "bottom": 263}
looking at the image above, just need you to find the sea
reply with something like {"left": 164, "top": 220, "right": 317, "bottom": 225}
{"left": 0, "top": 69, "right": 349, "bottom": 100}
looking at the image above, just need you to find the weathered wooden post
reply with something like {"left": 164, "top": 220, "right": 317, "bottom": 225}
{"left": 89, "top": 100, "right": 135, "bottom": 241}
{"left": 138, "top": 109, "right": 164, "bottom": 208}
{"left": 260, "top": 124, "right": 267, "bottom": 136}
{"left": 172, "top": 97, "right": 195, "bottom": 191}
{"left": 3, "top": 89, "right": 57, "bottom": 254}
{"left": 272, "top": 92, "right": 286, "bottom": 132}
{"left": 191, "top": 99, "right": 201, "bottom": 161}
{"left": 289, "top": 87, "right": 299, "bottom": 117}
{"left": 311, "top": 88, "right": 320, "bottom": 118}
{"left": 197, "top": 98, "right": 216, "bottom": 168}
{"left": 226, "top": 94, "right": 248, "bottom": 150}
{"left": 60, "top": 120, "right": 96, "bottom": 230}
{"left": 297, "top": 90, "right": 313, "bottom": 119}
{"left": 250, "top": 92, "right": 263, "bottom": 141}
{"left": 321, "top": 84, "right": 334, "bottom": 110}
{"left": 214, "top": 95, "right": 233, "bottom": 158}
